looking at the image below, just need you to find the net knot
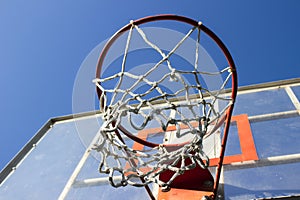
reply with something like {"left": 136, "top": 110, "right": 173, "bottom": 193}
{"left": 170, "top": 69, "right": 178, "bottom": 82}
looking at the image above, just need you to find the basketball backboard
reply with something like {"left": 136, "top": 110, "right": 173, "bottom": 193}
{"left": 1, "top": 78, "right": 300, "bottom": 199}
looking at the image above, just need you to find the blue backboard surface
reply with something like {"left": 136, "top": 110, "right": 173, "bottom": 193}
{"left": 1, "top": 78, "right": 300, "bottom": 200}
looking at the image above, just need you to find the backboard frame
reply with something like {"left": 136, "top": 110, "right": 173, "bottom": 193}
{"left": 1, "top": 78, "right": 300, "bottom": 200}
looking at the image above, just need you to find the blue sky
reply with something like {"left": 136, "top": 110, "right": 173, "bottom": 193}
{"left": 1, "top": 1, "right": 300, "bottom": 171}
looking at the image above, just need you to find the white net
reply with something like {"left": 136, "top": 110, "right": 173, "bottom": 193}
{"left": 92, "top": 20, "right": 234, "bottom": 190}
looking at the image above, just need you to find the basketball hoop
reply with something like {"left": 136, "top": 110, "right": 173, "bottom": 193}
{"left": 92, "top": 14, "right": 237, "bottom": 199}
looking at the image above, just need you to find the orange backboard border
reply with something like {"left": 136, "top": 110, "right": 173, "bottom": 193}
{"left": 134, "top": 114, "right": 258, "bottom": 166}
{"left": 132, "top": 114, "right": 259, "bottom": 200}
{"left": 210, "top": 114, "right": 258, "bottom": 166}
